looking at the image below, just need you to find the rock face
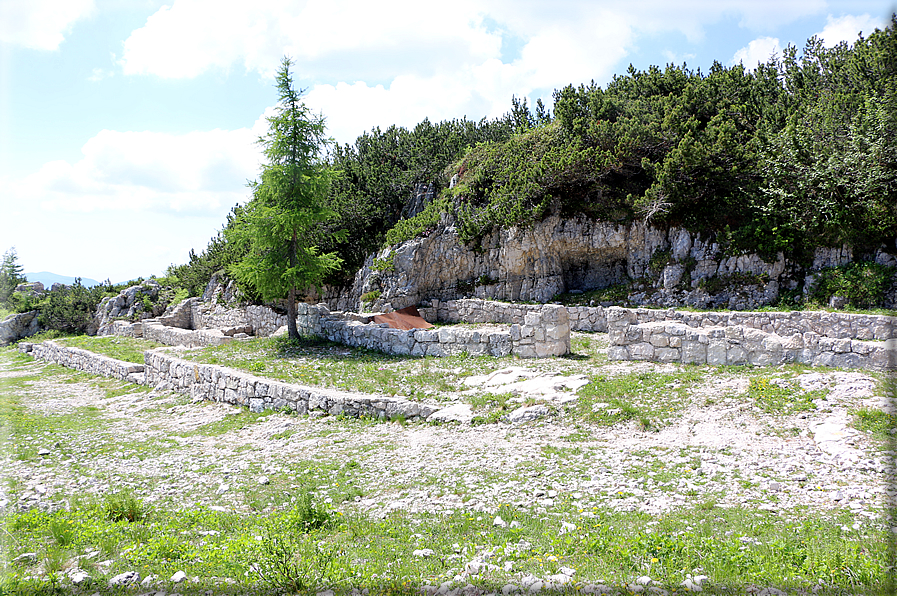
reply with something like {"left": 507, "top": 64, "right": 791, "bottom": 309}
{"left": 0, "top": 311, "right": 41, "bottom": 345}
{"left": 93, "top": 280, "right": 164, "bottom": 334}
{"left": 348, "top": 214, "right": 897, "bottom": 312}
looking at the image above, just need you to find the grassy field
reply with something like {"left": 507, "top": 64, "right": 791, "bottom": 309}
{"left": 1, "top": 337, "right": 894, "bottom": 595}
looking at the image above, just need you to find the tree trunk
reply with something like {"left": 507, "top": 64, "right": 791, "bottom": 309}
{"left": 286, "top": 285, "right": 299, "bottom": 340}
{"left": 286, "top": 231, "right": 300, "bottom": 340}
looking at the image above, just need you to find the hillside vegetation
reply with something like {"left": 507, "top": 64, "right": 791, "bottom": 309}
{"left": 173, "top": 17, "right": 896, "bottom": 302}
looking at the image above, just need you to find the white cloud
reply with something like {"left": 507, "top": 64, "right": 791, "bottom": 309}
{"left": 12, "top": 121, "right": 267, "bottom": 215}
{"left": 87, "top": 67, "right": 113, "bottom": 82}
{"left": 0, "top": 0, "right": 94, "bottom": 50}
{"left": 816, "top": 14, "right": 887, "bottom": 48}
{"left": 732, "top": 37, "right": 782, "bottom": 67}
{"left": 119, "top": 0, "right": 503, "bottom": 80}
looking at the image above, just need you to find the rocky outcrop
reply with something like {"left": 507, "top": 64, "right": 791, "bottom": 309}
{"left": 94, "top": 280, "right": 164, "bottom": 334}
{"left": 0, "top": 311, "right": 41, "bottom": 345}
{"left": 349, "top": 215, "right": 897, "bottom": 312}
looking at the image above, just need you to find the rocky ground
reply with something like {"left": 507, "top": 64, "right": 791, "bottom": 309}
{"left": 2, "top": 334, "right": 894, "bottom": 530}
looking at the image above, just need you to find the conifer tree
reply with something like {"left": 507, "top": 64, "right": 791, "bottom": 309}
{"left": 0, "top": 247, "right": 26, "bottom": 308}
{"left": 226, "top": 57, "right": 345, "bottom": 339}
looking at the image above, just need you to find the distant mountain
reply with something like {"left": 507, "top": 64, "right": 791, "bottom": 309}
{"left": 23, "top": 272, "right": 103, "bottom": 288}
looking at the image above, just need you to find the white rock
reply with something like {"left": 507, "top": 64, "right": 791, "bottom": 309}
{"left": 109, "top": 571, "right": 140, "bottom": 586}
{"left": 258, "top": 475, "right": 270, "bottom": 485}
{"left": 171, "top": 570, "right": 187, "bottom": 583}
{"left": 559, "top": 521, "right": 576, "bottom": 534}
{"left": 493, "top": 515, "right": 508, "bottom": 527}
{"left": 69, "top": 570, "right": 91, "bottom": 585}
{"left": 508, "top": 404, "right": 549, "bottom": 424}
{"left": 429, "top": 403, "right": 474, "bottom": 423}
{"left": 413, "top": 549, "right": 436, "bottom": 558}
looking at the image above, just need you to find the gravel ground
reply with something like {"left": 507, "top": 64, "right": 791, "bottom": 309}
{"left": 2, "top": 335, "right": 895, "bottom": 533}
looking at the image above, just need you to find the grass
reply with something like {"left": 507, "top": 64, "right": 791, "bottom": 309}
{"left": 183, "top": 335, "right": 512, "bottom": 401}
{"left": 3, "top": 332, "right": 894, "bottom": 595}
{"left": 576, "top": 368, "right": 704, "bottom": 428}
{"left": 53, "top": 335, "right": 163, "bottom": 364}
{"left": 2, "top": 492, "right": 889, "bottom": 595}
{"left": 852, "top": 408, "right": 897, "bottom": 445}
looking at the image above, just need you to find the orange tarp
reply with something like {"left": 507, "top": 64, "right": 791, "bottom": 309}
{"left": 372, "top": 305, "right": 434, "bottom": 331}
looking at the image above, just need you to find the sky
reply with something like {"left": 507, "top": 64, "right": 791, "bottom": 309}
{"left": 1, "top": 0, "right": 894, "bottom": 283}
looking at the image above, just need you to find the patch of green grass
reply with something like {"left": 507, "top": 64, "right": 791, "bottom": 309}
{"left": 183, "top": 335, "right": 506, "bottom": 401}
{"left": 852, "top": 407, "right": 896, "bottom": 444}
{"left": 746, "top": 377, "right": 821, "bottom": 415}
{"left": 577, "top": 369, "right": 701, "bottom": 427}
{"left": 469, "top": 391, "right": 516, "bottom": 424}
{"left": 54, "top": 335, "right": 163, "bottom": 364}
{"left": 176, "top": 407, "right": 274, "bottom": 437}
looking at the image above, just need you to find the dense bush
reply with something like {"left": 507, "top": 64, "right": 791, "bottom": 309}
{"left": 808, "top": 262, "right": 896, "bottom": 309}
{"left": 443, "top": 18, "right": 897, "bottom": 255}
{"left": 35, "top": 279, "right": 109, "bottom": 335}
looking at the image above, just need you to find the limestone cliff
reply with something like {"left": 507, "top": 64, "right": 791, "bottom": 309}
{"left": 347, "top": 215, "right": 897, "bottom": 313}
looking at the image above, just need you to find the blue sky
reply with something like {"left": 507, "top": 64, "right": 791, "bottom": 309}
{"left": 1, "top": 0, "right": 894, "bottom": 283}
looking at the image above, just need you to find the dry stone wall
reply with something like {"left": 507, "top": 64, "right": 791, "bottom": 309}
{"left": 422, "top": 298, "right": 607, "bottom": 333}
{"left": 606, "top": 307, "right": 896, "bottom": 370}
{"left": 143, "top": 350, "right": 439, "bottom": 420}
{"left": 294, "top": 302, "right": 569, "bottom": 358}
{"left": 18, "top": 341, "right": 144, "bottom": 381}
{"left": 16, "top": 340, "right": 442, "bottom": 421}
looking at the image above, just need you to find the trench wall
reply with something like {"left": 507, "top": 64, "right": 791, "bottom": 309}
{"left": 142, "top": 351, "right": 439, "bottom": 420}
{"left": 604, "top": 307, "right": 895, "bottom": 370}
{"left": 18, "top": 341, "right": 144, "bottom": 381}
{"left": 295, "top": 302, "right": 569, "bottom": 358}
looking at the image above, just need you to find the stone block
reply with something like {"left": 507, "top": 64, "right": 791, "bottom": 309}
{"left": 680, "top": 340, "right": 705, "bottom": 364}
{"left": 726, "top": 344, "right": 747, "bottom": 365}
{"left": 655, "top": 347, "right": 680, "bottom": 362}
{"left": 747, "top": 350, "right": 776, "bottom": 366}
{"left": 629, "top": 342, "right": 655, "bottom": 360}
{"left": 669, "top": 336, "right": 682, "bottom": 348}
{"left": 649, "top": 334, "right": 669, "bottom": 347}
{"left": 607, "top": 345, "right": 629, "bottom": 360}
{"left": 707, "top": 339, "right": 727, "bottom": 365}
{"left": 426, "top": 344, "right": 446, "bottom": 357}
{"left": 724, "top": 326, "right": 743, "bottom": 340}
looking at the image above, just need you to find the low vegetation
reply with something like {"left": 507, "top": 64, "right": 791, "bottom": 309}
{"left": 2, "top": 327, "right": 894, "bottom": 595}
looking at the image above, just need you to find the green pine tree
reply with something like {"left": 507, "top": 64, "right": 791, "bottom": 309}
{"left": 226, "top": 57, "right": 346, "bottom": 340}
{"left": 0, "top": 247, "right": 27, "bottom": 308}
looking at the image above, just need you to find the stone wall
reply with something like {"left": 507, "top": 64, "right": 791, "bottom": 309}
{"left": 143, "top": 350, "right": 440, "bottom": 420}
{"left": 616, "top": 308, "right": 897, "bottom": 341}
{"left": 117, "top": 299, "right": 571, "bottom": 359}
{"left": 605, "top": 307, "right": 896, "bottom": 370}
{"left": 142, "top": 322, "right": 240, "bottom": 348}
{"left": 294, "top": 302, "right": 569, "bottom": 358}
{"left": 16, "top": 340, "right": 444, "bottom": 421}
{"left": 18, "top": 341, "right": 144, "bottom": 381}
{"left": 421, "top": 298, "right": 607, "bottom": 333}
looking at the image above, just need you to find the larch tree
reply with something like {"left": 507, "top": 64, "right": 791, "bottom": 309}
{"left": 226, "top": 57, "right": 346, "bottom": 340}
